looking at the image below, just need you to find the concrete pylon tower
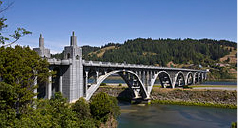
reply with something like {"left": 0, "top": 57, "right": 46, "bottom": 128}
{"left": 70, "top": 31, "right": 77, "bottom": 46}
{"left": 39, "top": 34, "right": 44, "bottom": 48}
{"left": 33, "top": 34, "right": 50, "bottom": 58}
{"left": 62, "top": 31, "right": 84, "bottom": 102}
{"left": 64, "top": 31, "right": 82, "bottom": 59}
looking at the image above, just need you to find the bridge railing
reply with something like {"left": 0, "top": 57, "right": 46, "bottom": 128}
{"left": 48, "top": 58, "right": 72, "bottom": 65}
{"left": 82, "top": 60, "right": 207, "bottom": 72}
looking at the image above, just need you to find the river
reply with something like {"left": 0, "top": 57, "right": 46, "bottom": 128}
{"left": 95, "top": 78, "right": 237, "bottom": 127}
{"left": 118, "top": 102, "right": 237, "bottom": 128}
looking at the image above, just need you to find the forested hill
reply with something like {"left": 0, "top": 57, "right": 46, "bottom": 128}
{"left": 83, "top": 38, "right": 237, "bottom": 67}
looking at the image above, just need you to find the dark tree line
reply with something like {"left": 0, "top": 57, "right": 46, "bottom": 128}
{"left": 83, "top": 38, "right": 236, "bottom": 67}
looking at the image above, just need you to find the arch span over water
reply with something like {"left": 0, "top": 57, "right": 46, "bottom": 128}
{"left": 85, "top": 70, "right": 149, "bottom": 100}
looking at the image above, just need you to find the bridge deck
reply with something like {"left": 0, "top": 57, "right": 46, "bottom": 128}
{"left": 48, "top": 58, "right": 207, "bottom": 72}
{"left": 82, "top": 60, "right": 207, "bottom": 72}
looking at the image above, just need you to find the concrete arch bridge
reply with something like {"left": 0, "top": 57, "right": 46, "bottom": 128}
{"left": 34, "top": 32, "right": 208, "bottom": 102}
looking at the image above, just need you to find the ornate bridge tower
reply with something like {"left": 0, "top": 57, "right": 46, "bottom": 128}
{"left": 62, "top": 31, "right": 84, "bottom": 102}
{"left": 33, "top": 34, "right": 50, "bottom": 58}
{"left": 34, "top": 32, "right": 84, "bottom": 102}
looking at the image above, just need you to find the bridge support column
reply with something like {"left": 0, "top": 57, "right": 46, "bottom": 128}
{"left": 142, "top": 71, "right": 145, "bottom": 85}
{"left": 137, "top": 71, "right": 141, "bottom": 81}
{"left": 146, "top": 71, "right": 150, "bottom": 91}
{"left": 33, "top": 76, "right": 37, "bottom": 99}
{"left": 193, "top": 74, "right": 196, "bottom": 85}
{"left": 201, "top": 73, "right": 203, "bottom": 83}
{"left": 59, "top": 76, "right": 62, "bottom": 93}
{"left": 149, "top": 71, "right": 153, "bottom": 86}
{"left": 96, "top": 71, "right": 99, "bottom": 83}
{"left": 198, "top": 73, "right": 200, "bottom": 84}
{"left": 93, "top": 71, "right": 99, "bottom": 84}
{"left": 84, "top": 71, "right": 88, "bottom": 97}
{"left": 47, "top": 75, "right": 52, "bottom": 99}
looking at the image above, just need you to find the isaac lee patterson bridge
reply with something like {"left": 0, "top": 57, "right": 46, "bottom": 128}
{"left": 33, "top": 32, "right": 208, "bottom": 103}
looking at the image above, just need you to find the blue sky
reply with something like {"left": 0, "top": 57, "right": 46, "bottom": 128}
{"left": 3, "top": 0, "right": 237, "bottom": 53}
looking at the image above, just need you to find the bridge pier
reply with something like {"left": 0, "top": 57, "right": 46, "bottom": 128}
{"left": 59, "top": 76, "right": 62, "bottom": 93}
{"left": 47, "top": 75, "right": 52, "bottom": 99}
{"left": 33, "top": 76, "right": 37, "bottom": 99}
{"left": 84, "top": 71, "right": 88, "bottom": 97}
{"left": 131, "top": 98, "right": 151, "bottom": 104}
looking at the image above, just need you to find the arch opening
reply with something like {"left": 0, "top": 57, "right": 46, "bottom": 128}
{"left": 152, "top": 71, "right": 173, "bottom": 88}
{"left": 37, "top": 80, "right": 46, "bottom": 99}
{"left": 76, "top": 55, "right": 79, "bottom": 59}
{"left": 86, "top": 70, "right": 148, "bottom": 100}
{"left": 186, "top": 73, "right": 193, "bottom": 85}
{"left": 175, "top": 72, "right": 185, "bottom": 87}
{"left": 52, "top": 67, "right": 61, "bottom": 96}
{"left": 67, "top": 53, "right": 70, "bottom": 59}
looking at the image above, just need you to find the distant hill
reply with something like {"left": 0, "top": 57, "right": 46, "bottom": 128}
{"left": 83, "top": 38, "right": 236, "bottom": 67}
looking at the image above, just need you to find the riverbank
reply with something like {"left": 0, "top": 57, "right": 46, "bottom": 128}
{"left": 95, "top": 86, "right": 237, "bottom": 109}
{"left": 151, "top": 88, "right": 237, "bottom": 108}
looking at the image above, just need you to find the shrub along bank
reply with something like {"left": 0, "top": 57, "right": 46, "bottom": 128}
{"left": 0, "top": 92, "right": 120, "bottom": 128}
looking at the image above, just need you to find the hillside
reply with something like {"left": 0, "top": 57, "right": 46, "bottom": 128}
{"left": 84, "top": 38, "right": 236, "bottom": 65}
{"left": 52, "top": 38, "right": 237, "bottom": 80}
{"left": 83, "top": 38, "right": 237, "bottom": 80}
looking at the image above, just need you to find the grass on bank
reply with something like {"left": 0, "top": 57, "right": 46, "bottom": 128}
{"left": 191, "top": 85, "right": 236, "bottom": 88}
{"left": 151, "top": 99, "right": 237, "bottom": 109}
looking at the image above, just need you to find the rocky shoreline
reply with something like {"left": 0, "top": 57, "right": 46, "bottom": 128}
{"left": 95, "top": 86, "right": 237, "bottom": 108}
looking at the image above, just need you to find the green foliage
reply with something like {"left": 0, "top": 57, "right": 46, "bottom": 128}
{"left": 209, "top": 67, "right": 236, "bottom": 80}
{"left": 72, "top": 97, "right": 91, "bottom": 119}
{"left": 100, "top": 82, "right": 107, "bottom": 86}
{"left": 90, "top": 92, "right": 120, "bottom": 122}
{"left": 1, "top": 92, "right": 82, "bottom": 128}
{"left": 82, "top": 45, "right": 100, "bottom": 58}
{"left": 151, "top": 99, "right": 237, "bottom": 109}
{"left": 231, "top": 122, "right": 237, "bottom": 128}
{"left": 183, "top": 85, "right": 193, "bottom": 89}
{"left": 109, "top": 95, "right": 121, "bottom": 119}
{"left": 0, "top": 46, "right": 51, "bottom": 114}
{"left": 51, "top": 52, "right": 64, "bottom": 59}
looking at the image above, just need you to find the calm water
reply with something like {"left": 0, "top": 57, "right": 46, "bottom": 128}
{"left": 202, "top": 81, "right": 237, "bottom": 85}
{"left": 118, "top": 102, "right": 237, "bottom": 128}
{"left": 96, "top": 78, "right": 237, "bottom": 127}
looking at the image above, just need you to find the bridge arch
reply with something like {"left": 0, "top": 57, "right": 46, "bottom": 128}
{"left": 86, "top": 69, "right": 149, "bottom": 100}
{"left": 185, "top": 72, "right": 193, "bottom": 85}
{"left": 174, "top": 71, "right": 185, "bottom": 87}
{"left": 151, "top": 71, "right": 173, "bottom": 89}
{"left": 193, "top": 72, "right": 199, "bottom": 84}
